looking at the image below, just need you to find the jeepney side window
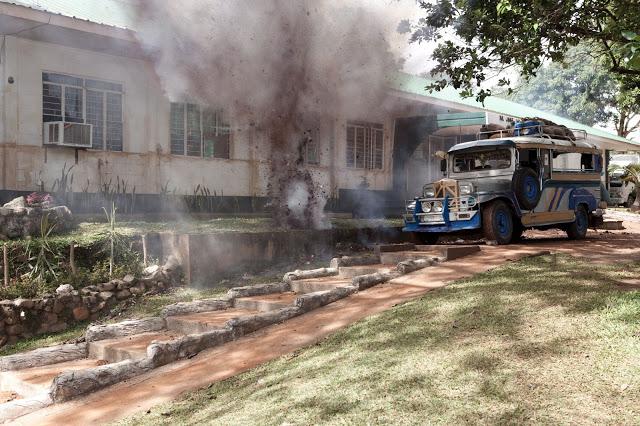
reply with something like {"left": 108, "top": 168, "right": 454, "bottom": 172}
{"left": 518, "top": 148, "right": 539, "bottom": 170}
{"left": 581, "top": 153, "right": 595, "bottom": 171}
{"left": 553, "top": 151, "right": 583, "bottom": 172}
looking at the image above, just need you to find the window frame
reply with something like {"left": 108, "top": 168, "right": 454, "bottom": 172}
{"left": 169, "top": 102, "right": 231, "bottom": 159}
{"left": 42, "top": 71, "right": 124, "bottom": 152}
{"left": 346, "top": 121, "right": 384, "bottom": 170}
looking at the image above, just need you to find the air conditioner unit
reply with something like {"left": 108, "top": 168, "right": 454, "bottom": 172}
{"left": 43, "top": 122, "right": 92, "bottom": 148}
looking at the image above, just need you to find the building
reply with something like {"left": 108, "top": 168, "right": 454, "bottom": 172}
{"left": 1, "top": 1, "right": 639, "bottom": 214}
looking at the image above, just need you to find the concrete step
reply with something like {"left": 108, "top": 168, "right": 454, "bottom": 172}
{"left": 88, "top": 331, "right": 183, "bottom": 363}
{"left": 414, "top": 245, "right": 480, "bottom": 261}
{"left": 166, "top": 308, "right": 260, "bottom": 334}
{"left": 290, "top": 276, "right": 353, "bottom": 294}
{"left": 338, "top": 265, "right": 394, "bottom": 278}
{"left": 379, "top": 251, "right": 441, "bottom": 265}
{"left": 233, "top": 292, "right": 298, "bottom": 312}
{"left": 0, "top": 358, "right": 104, "bottom": 397}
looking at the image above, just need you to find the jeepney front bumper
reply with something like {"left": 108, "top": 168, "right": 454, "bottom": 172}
{"left": 403, "top": 196, "right": 481, "bottom": 233}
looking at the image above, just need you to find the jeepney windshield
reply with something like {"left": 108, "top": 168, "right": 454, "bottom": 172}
{"left": 451, "top": 148, "right": 512, "bottom": 173}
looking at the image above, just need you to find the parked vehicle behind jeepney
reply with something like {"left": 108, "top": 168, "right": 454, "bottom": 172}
{"left": 403, "top": 122, "right": 606, "bottom": 245}
{"left": 608, "top": 153, "right": 640, "bottom": 206}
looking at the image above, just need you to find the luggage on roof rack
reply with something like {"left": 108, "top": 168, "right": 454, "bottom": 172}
{"left": 476, "top": 117, "right": 586, "bottom": 141}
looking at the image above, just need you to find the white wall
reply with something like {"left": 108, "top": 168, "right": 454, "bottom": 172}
{"left": 2, "top": 35, "right": 399, "bottom": 198}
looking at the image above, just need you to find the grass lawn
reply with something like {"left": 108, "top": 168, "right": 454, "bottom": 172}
{"left": 61, "top": 217, "right": 404, "bottom": 243}
{"left": 119, "top": 254, "right": 640, "bottom": 425}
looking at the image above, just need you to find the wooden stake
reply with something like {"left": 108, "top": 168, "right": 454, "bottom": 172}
{"left": 3, "top": 244, "right": 8, "bottom": 288}
{"left": 142, "top": 234, "right": 148, "bottom": 267}
{"left": 70, "top": 242, "right": 77, "bottom": 275}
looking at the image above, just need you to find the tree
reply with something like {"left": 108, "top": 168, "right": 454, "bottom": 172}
{"left": 411, "top": 0, "right": 640, "bottom": 103}
{"left": 511, "top": 46, "right": 640, "bottom": 137}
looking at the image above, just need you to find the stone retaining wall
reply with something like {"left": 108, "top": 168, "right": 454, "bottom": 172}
{"left": 0, "top": 264, "right": 181, "bottom": 348}
{"left": 0, "top": 197, "right": 73, "bottom": 239}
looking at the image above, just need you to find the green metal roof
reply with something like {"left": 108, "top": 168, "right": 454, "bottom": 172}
{"left": 391, "top": 72, "right": 640, "bottom": 147}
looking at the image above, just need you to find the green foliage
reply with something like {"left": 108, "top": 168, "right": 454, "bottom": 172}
{"left": 511, "top": 45, "right": 640, "bottom": 136}
{"left": 25, "top": 214, "right": 60, "bottom": 283}
{"left": 412, "top": 0, "right": 640, "bottom": 103}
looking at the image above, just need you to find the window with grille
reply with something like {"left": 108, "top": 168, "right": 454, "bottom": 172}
{"left": 42, "top": 72, "right": 124, "bottom": 151}
{"left": 170, "top": 103, "right": 230, "bottom": 158}
{"left": 346, "top": 121, "right": 383, "bottom": 169}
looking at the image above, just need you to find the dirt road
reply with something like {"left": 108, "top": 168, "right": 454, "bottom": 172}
{"left": 13, "top": 216, "right": 640, "bottom": 425}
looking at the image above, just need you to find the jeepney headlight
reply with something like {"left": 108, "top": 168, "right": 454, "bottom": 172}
{"left": 432, "top": 201, "right": 443, "bottom": 212}
{"left": 421, "top": 201, "right": 432, "bottom": 213}
{"left": 467, "top": 196, "right": 477, "bottom": 207}
{"left": 423, "top": 184, "right": 435, "bottom": 198}
{"left": 459, "top": 183, "right": 474, "bottom": 195}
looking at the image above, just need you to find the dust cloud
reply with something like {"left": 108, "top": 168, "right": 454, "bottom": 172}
{"left": 133, "top": 0, "right": 409, "bottom": 228}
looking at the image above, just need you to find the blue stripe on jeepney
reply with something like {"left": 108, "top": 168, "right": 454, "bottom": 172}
{"left": 555, "top": 187, "right": 571, "bottom": 211}
{"left": 547, "top": 187, "right": 559, "bottom": 212}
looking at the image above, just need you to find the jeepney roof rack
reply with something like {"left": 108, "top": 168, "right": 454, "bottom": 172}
{"left": 476, "top": 123, "right": 588, "bottom": 144}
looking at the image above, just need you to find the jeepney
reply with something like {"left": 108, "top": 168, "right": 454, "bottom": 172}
{"left": 403, "top": 125, "right": 606, "bottom": 244}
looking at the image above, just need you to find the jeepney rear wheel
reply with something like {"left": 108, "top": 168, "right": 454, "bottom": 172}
{"left": 482, "top": 200, "right": 514, "bottom": 245}
{"left": 415, "top": 233, "right": 439, "bottom": 245}
{"left": 566, "top": 205, "right": 588, "bottom": 240}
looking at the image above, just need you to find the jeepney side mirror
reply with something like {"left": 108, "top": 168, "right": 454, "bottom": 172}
{"left": 440, "top": 159, "right": 447, "bottom": 172}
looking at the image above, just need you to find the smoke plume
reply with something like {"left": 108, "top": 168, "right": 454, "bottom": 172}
{"left": 133, "top": 0, "right": 401, "bottom": 228}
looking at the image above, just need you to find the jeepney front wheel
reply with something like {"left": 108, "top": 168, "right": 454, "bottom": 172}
{"left": 566, "top": 205, "right": 588, "bottom": 240}
{"left": 482, "top": 200, "right": 514, "bottom": 245}
{"left": 415, "top": 233, "right": 439, "bottom": 245}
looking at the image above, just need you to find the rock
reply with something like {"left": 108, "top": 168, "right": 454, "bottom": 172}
{"left": 122, "top": 274, "right": 136, "bottom": 284}
{"left": 3, "top": 196, "right": 25, "bottom": 209}
{"left": 52, "top": 300, "right": 65, "bottom": 314}
{"left": 283, "top": 267, "right": 338, "bottom": 283}
{"left": 129, "top": 285, "right": 144, "bottom": 296}
{"left": 351, "top": 271, "right": 401, "bottom": 290}
{"left": 0, "top": 208, "right": 11, "bottom": 216}
{"left": 13, "top": 298, "right": 34, "bottom": 309}
{"left": 143, "top": 265, "right": 160, "bottom": 276}
{"left": 98, "top": 281, "right": 115, "bottom": 291}
{"left": 0, "top": 343, "right": 87, "bottom": 371}
{"left": 48, "top": 322, "right": 67, "bottom": 333}
{"left": 0, "top": 233, "right": 7, "bottom": 241}
{"left": 6, "top": 325, "right": 23, "bottom": 335}
{"left": 56, "top": 284, "right": 74, "bottom": 295}
{"left": 116, "top": 290, "right": 131, "bottom": 300}
{"left": 98, "top": 291, "right": 114, "bottom": 301}
{"left": 50, "top": 358, "right": 153, "bottom": 403}
{"left": 294, "top": 286, "right": 357, "bottom": 312}
{"left": 51, "top": 206, "right": 72, "bottom": 220}
{"left": 44, "top": 313, "right": 58, "bottom": 324}
{"left": 72, "top": 306, "right": 89, "bottom": 321}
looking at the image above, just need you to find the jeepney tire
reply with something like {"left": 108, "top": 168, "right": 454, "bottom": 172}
{"left": 482, "top": 200, "right": 514, "bottom": 245}
{"left": 512, "top": 167, "right": 541, "bottom": 210}
{"left": 415, "top": 233, "right": 439, "bottom": 245}
{"left": 566, "top": 205, "right": 588, "bottom": 240}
